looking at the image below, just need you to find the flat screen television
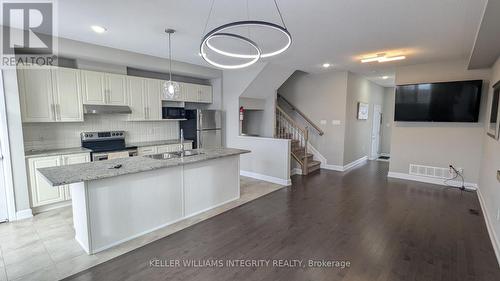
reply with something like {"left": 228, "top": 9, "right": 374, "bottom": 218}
{"left": 394, "top": 80, "right": 482, "bottom": 122}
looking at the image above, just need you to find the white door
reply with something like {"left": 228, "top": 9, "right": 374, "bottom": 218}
{"left": 51, "top": 68, "right": 83, "bottom": 122}
{"left": 0, "top": 139, "right": 8, "bottom": 222}
{"left": 127, "top": 76, "right": 147, "bottom": 120}
{"left": 371, "top": 105, "right": 382, "bottom": 160}
{"left": 106, "top": 74, "right": 127, "bottom": 105}
{"left": 81, "top": 70, "right": 106, "bottom": 104}
{"left": 17, "top": 68, "right": 55, "bottom": 122}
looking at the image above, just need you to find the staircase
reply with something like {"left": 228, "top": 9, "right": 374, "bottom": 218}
{"left": 275, "top": 105, "right": 321, "bottom": 175}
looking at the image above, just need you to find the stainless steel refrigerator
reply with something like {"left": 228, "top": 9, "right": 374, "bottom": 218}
{"left": 180, "top": 110, "right": 222, "bottom": 149}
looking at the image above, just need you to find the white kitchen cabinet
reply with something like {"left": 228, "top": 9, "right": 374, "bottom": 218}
{"left": 81, "top": 70, "right": 106, "bottom": 104}
{"left": 144, "top": 79, "right": 162, "bottom": 120}
{"left": 198, "top": 85, "right": 213, "bottom": 103}
{"left": 51, "top": 68, "right": 84, "bottom": 122}
{"left": 182, "top": 83, "right": 199, "bottom": 102}
{"left": 28, "top": 156, "right": 65, "bottom": 207}
{"left": 106, "top": 73, "right": 127, "bottom": 105}
{"left": 127, "top": 76, "right": 147, "bottom": 120}
{"left": 18, "top": 67, "right": 83, "bottom": 123}
{"left": 62, "top": 153, "right": 91, "bottom": 199}
{"left": 18, "top": 68, "right": 55, "bottom": 122}
{"left": 81, "top": 70, "right": 127, "bottom": 105}
{"left": 138, "top": 146, "right": 157, "bottom": 156}
{"left": 27, "top": 153, "right": 90, "bottom": 207}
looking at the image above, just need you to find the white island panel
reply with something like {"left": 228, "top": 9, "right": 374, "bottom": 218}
{"left": 183, "top": 155, "right": 240, "bottom": 217}
{"left": 87, "top": 166, "right": 183, "bottom": 252}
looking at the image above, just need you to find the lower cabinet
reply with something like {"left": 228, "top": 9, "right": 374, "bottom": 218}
{"left": 138, "top": 142, "right": 193, "bottom": 156}
{"left": 27, "top": 153, "right": 90, "bottom": 207}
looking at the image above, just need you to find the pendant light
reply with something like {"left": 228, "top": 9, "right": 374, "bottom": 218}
{"left": 200, "top": 0, "right": 291, "bottom": 69}
{"left": 163, "top": 29, "right": 179, "bottom": 99}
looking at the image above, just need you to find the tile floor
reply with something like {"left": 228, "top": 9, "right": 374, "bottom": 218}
{"left": 0, "top": 177, "right": 284, "bottom": 281}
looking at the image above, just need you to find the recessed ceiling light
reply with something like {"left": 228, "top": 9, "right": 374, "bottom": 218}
{"left": 91, "top": 25, "right": 107, "bottom": 34}
{"left": 322, "top": 63, "right": 331, "bottom": 68}
{"left": 382, "top": 76, "right": 389, "bottom": 80}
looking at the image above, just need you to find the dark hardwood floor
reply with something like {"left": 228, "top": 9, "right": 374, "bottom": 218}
{"left": 65, "top": 161, "right": 500, "bottom": 281}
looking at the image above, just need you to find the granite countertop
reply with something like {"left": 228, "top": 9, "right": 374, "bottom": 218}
{"left": 127, "top": 139, "right": 193, "bottom": 148}
{"left": 38, "top": 148, "right": 250, "bottom": 186}
{"left": 25, "top": 147, "right": 92, "bottom": 158}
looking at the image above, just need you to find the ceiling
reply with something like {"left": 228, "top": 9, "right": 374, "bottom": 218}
{"left": 54, "top": 0, "right": 488, "bottom": 87}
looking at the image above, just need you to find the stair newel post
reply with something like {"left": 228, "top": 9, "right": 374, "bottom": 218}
{"left": 304, "top": 126, "right": 309, "bottom": 175}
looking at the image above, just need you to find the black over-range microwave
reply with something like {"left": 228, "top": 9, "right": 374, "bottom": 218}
{"left": 162, "top": 107, "right": 186, "bottom": 119}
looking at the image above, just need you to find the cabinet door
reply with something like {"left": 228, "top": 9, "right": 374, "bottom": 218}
{"left": 127, "top": 76, "right": 147, "bottom": 120}
{"left": 156, "top": 145, "right": 171, "bottom": 153}
{"left": 62, "top": 153, "right": 90, "bottom": 199}
{"left": 145, "top": 79, "right": 162, "bottom": 120}
{"left": 138, "top": 146, "right": 157, "bottom": 156}
{"left": 51, "top": 68, "right": 83, "bottom": 122}
{"left": 106, "top": 73, "right": 127, "bottom": 105}
{"left": 198, "top": 85, "right": 213, "bottom": 103}
{"left": 184, "top": 142, "right": 193, "bottom": 150}
{"left": 28, "top": 156, "right": 65, "bottom": 207}
{"left": 17, "top": 68, "right": 55, "bottom": 122}
{"left": 81, "top": 70, "right": 106, "bottom": 104}
{"left": 183, "top": 83, "right": 199, "bottom": 102}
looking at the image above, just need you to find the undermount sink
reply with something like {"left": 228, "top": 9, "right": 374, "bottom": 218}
{"left": 145, "top": 150, "right": 203, "bottom": 160}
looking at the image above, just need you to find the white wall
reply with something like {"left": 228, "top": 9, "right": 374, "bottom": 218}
{"left": 344, "top": 72, "right": 385, "bottom": 164}
{"left": 380, "top": 87, "right": 395, "bottom": 155}
{"left": 278, "top": 71, "right": 348, "bottom": 166}
{"left": 478, "top": 56, "right": 500, "bottom": 262}
{"left": 389, "top": 60, "right": 491, "bottom": 183}
{"left": 223, "top": 63, "right": 293, "bottom": 184}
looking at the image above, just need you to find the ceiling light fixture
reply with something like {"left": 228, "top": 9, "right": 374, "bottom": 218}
{"left": 322, "top": 63, "right": 331, "bottom": 68}
{"left": 382, "top": 76, "right": 389, "bottom": 80}
{"left": 200, "top": 0, "right": 291, "bottom": 69}
{"left": 163, "top": 29, "right": 180, "bottom": 99}
{"left": 361, "top": 54, "right": 406, "bottom": 63}
{"left": 91, "top": 25, "right": 107, "bottom": 34}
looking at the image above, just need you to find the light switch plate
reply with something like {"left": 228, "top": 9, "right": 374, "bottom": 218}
{"left": 331, "top": 120, "right": 341, "bottom": 125}
{"left": 320, "top": 120, "right": 327, "bottom": 125}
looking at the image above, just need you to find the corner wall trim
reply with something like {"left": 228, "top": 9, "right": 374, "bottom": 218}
{"left": 240, "top": 170, "right": 291, "bottom": 186}
{"left": 476, "top": 187, "right": 500, "bottom": 267}
{"left": 15, "top": 209, "right": 33, "bottom": 221}
{"left": 387, "top": 172, "right": 478, "bottom": 191}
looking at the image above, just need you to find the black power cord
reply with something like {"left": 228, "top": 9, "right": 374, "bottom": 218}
{"left": 444, "top": 165, "right": 472, "bottom": 193}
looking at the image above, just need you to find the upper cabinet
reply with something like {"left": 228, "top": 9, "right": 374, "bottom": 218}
{"left": 127, "top": 77, "right": 162, "bottom": 121}
{"left": 18, "top": 67, "right": 83, "bottom": 123}
{"left": 178, "top": 82, "right": 213, "bottom": 103}
{"left": 81, "top": 70, "right": 127, "bottom": 106}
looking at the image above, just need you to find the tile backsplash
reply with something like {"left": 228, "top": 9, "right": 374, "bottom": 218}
{"left": 22, "top": 115, "right": 179, "bottom": 151}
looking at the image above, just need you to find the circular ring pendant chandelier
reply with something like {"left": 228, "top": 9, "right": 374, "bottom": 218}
{"left": 200, "top": 0, "right": 291, "bottom": 69}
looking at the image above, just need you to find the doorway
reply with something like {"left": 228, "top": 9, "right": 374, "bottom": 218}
{"left": 370, "top": 104, "right": 382, "bottom": 160}
{"left": 0, "top": 71, "right": 14, "bottom": 222}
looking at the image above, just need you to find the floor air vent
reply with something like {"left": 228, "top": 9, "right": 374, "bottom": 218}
{"left": 409, "top": 164, "right": 450, "bottom": 179}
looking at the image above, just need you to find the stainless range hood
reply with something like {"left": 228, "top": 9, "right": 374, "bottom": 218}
{"left": 84, "top": 105, "right": 132, "bottom": 115}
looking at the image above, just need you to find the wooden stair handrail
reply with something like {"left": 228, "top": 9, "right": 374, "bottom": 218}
{"left": 276, "top": 105, "right": 307, "bottom": 136}
{"left": 277, "top": 94, "right": 324, "bottom": 136}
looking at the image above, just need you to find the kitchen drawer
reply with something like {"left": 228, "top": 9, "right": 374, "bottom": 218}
{"left": 138, "top": 146, "right": 157, "bottom": 156}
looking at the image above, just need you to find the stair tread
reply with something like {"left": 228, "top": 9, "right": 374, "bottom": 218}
{"left": 307, "top": 160, "right": 321, "bottom": 167}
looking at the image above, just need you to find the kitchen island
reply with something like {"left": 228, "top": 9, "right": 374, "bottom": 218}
{"left": 38, "top": 148, "right": 250, "bottom": 254}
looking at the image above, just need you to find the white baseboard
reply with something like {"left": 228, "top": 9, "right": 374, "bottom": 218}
{"left": 343, "top": 156, "right": 368, "bottom": 171}
{"left": 15, "top": 209, "right": 33, "bottom": 221}
{"left": 387, "top": 172, "right": 478, "bottom": 191}
{"left": 240, "top": 170, "right": 291, "bottom": 186}
{"left": 380, "top": 153, "right": 390, "bottom": 157}
{"left": 321, "top": 164, "right": 344, "bottom": 171}
{"left": 291, "top": 168, "right": 302, "bottom": 176}
{"left": 476, "top": 187, "right": 500, "bottom": 267}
